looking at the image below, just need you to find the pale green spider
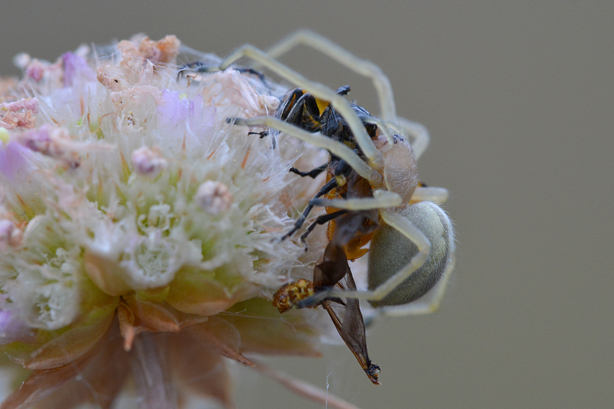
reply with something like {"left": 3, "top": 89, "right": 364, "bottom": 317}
{"left": 206, "top": 30, "right": 455, "bottom": 316}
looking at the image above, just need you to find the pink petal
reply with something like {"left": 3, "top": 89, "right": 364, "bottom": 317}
{"left": 62, "top": 52, "right": 96, "bottom": 87}
{"left": 0, "top": 141, "right": 31, "bottom": 181}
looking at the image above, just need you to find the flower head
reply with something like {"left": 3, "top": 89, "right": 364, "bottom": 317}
{"left": 0, "top": 35, "right": 336, "bottom": 408}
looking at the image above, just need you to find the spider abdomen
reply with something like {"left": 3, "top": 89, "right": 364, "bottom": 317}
{"left": 368, "top": 201, "right": 453, "bottom": 307}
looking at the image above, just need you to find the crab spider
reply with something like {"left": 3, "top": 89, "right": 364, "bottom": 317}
{"left": 211, "top": 33, "right": 455, "bottom": 314}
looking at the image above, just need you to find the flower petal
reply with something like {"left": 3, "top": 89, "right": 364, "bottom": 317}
{"left": 183, "top": 317, "right": 254, "bottom": 366}
{"left": 0, "top": 141, "right": 31, "bottom": 181}
{"left": 2, "top": 302, "right": 117, "bottom": 370}
{"left": 221, "top": 298, "right": 321, "bottom": 357}
{"left": 169, "top": 330, "right": 234, "bottom": 409}
{"left": 1, "top": 321, "right": 127, "bottom": 409}
{"left": 124, "top": 295, "right": 181, "bottom": 333}
{"left": 83, "top": 249, "right": 133, "bottom": 296}
{"left": 166, "top": 268, "right": 237, "bottom": 316}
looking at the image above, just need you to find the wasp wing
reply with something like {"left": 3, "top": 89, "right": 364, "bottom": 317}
{"left": 319, "top": 247, "right": 381, "bottom": 385}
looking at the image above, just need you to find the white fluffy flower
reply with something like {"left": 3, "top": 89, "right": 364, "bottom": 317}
{"left": 0, "top": 34, "right": 347, "bottom": 409}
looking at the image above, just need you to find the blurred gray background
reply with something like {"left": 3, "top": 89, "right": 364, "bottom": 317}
{"left": 1, "top": 1, "right": 613, "bottom": 408}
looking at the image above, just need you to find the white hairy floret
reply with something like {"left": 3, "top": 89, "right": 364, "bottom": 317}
{"left": 0, "top": 34, "right": 324, "bottom": 332}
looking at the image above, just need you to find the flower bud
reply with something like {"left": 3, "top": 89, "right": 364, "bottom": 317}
{"left": 0, "top": 219, "right": 22, "bottom": 248}
{"left": 131, "top": 146, "right": 167, "bottom": 177}
{"left": 195, "top": 181, "right": 233, "bottom": 215}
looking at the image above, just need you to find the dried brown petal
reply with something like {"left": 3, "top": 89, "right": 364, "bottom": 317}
{"left": 184, "top": 317, "right": 254, "bottom": 366}
{"left": 166, "top": 270, "right": 237, "bottom": 316}
{"left": 221, "top": 298, "right": 321, "bottom": 357}
{"left": 170, "top": 330, "right": 234, "bottom": 409}
{"left": 2, "top": 322, "right": 127, "bottom": 409}
{"left": 124, "top": 295, "right": 181, "bottom": 333}
{"left": 3, "top": 309, "right": 115, "bottom": 371}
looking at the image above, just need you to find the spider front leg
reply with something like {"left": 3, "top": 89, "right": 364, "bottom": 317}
{"left": 264, "top": 29, "right": 397, "bottom": 122}
{"left": 264, "top": 30, "right": 430, "bottom": 159}
{"left": 213, "top": 44, "right": 385, "bottom": 170}
{"left": 309, "top": 189, "right": 403, "bottom": 210}
{"left": 228, "top": 116, "right": 382, "bottom": 184}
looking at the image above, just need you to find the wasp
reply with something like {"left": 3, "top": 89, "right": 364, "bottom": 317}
{"left": 266, "top": 85, "right": 379, "bottom": 247}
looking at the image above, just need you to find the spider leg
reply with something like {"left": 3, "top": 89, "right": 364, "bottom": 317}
{"left": 264, "top": 29, "right": 397, "bottom": 122}
{"left": 373, "top": 255, "right": 455, "bottom": 317}
{"left": 263, "top": 30, "right": 430, "bottom": 159}
{"left": 309, "top": 189, "right": 403, "bottom": 210}
{"left": 213, "top": 44, "right": 385, "bottom": 170}
{"left": 358, "top": 115, "right": 395, "bottom": 145}
{"left": 302, "top": 204, "right": 453, "bottom": 306}
{"left": 411, "top": 186, "right": 449, "bottom": 205}
{"left": 228, "top": 117, "right": 381, "bottom": 184}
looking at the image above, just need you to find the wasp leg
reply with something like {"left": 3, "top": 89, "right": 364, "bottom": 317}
{"left": 230, "top": 117, "right": 381, "bottom": 184}
{"left": 289, "top": 164, "right": 327, "bottom": 179}
{"left": 248, "top": 131, "right": 269, "bottom": 139}
{"left": 299, "top": 210, "right": 348, "bottom": 248}
{"left": 213, "top": 44, "right": 384, "bottom": 170}
{"left": 264, "top": 29, "right": 397, "bottom": 122}
{"left": 281, "top": 178, "right": 338, "bottom": 241}
{"left": 247, "top": 130, "right": 276, "bottom": 149}
{"left": 234, "top": 67, "right": 268, "bottom": 85}
{"left": 410, "top": 186, "right": 449, "bottom": 205}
